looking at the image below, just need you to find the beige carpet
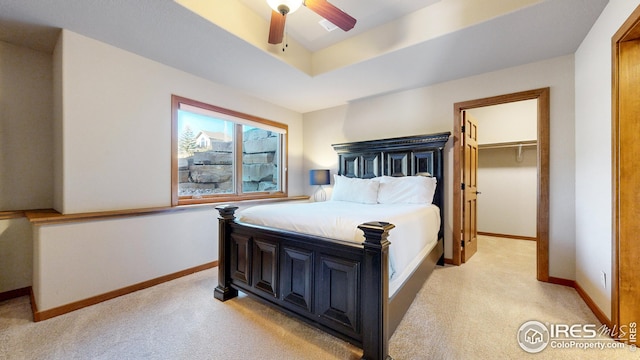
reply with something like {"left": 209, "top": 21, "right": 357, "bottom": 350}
{"left": 0, "top": 236, "right": 636, "bottom": 359}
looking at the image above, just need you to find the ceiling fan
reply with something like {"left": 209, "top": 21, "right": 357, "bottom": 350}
{"left": 267, "top": 0, "right": 357, "bottom": 44}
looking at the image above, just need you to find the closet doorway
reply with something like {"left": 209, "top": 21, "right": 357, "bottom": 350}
{"left": 469, "top": 101, "right": 538, "bottom": 243}
{"left": 452, "top": 88, "right": 550, "bottom": 282}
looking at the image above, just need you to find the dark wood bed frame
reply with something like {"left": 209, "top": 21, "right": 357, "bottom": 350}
{"left": 214, "top": 132, "right": 450, "bottom": 360}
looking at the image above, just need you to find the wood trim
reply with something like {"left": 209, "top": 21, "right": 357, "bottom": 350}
{"left": 0, "top": 210, "right": 25, "bottom": 220}
{"left": 611, "top": 3, "right": 640, "bottom": 336}
{"left": 171, "top": 95, "right": 180, "bottom": 206}
{"left": 453, "top": 88, "right": 550, "bottom": 283}
{"left": 32, "top": 261, "right": 218, "bottom": 322}
{"left": 172, "top": 95, "right": 289, "bottom": 131}
{"left": 478, "top": 232, "right": 536, "bottom": 241}
{"left": 30, "top": 288, "right": 38, "bottom": 319}
{"left": 575, "top": 281, "right": 612, "bottom": 329}
{"left": 26, "top": 207, "right": 196, "bottom": 225}
{"left": 0, "top": 209, "right": 53, "bottom": 221}
{"left": 614, "top": 4, "right": 640, "bottom": 42}
{"left": 544, "top": 277, "right": 612, "bottom": 329}
{"left": 177, "top": 192, "right": 289, "bottom": 206}
{"left": 611, "top": 12, "right": 621, "bottom": 337}
{"left": 536, "top": 88, "right": 551, "bottom": 283}
{"left": 24, "top": 196, "right": 309, "bottom": 225}
{"left": 443, "top": 258, "right": 454, "bottom": 265}
{"left": 547, "top": 276, "right": 575, "bottom": 288}
{"left": 0, "top": 286, "right": 31, "bottom": 302}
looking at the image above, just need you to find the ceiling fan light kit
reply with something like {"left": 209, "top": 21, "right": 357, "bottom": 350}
{"left": 267, "top": 0, "right": 356, "bottom": 45}
{"left": 267, "top": 0, "right": 303, "bottom": 15}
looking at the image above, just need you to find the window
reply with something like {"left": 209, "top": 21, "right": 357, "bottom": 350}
{"left": 171, "top": 95, "right": 287, "bottom": 205}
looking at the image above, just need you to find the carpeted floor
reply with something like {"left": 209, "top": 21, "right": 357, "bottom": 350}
{"left": 0, "top": 236, "right": 636, "bottom": 359}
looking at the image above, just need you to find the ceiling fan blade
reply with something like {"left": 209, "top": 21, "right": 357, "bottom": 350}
{"left": 268, "top": 10, "right": 286, "bottom": 44}
{"left": 304, "top": 0, "right": 356, "bottom": 32}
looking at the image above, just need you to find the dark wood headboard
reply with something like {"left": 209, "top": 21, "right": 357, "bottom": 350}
{"left": 331, "top": 132, "right": 451, "bottom": 240}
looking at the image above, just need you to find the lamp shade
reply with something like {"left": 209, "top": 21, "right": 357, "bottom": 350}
{"left": 267, "top": 0, "right": 303, "bottom": 14}
{"left": 310, "top": 169, "right": 330, "bottom": 185}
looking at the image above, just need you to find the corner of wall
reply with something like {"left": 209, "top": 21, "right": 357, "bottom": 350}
{"left": 52, "top": 30, "right": 64, "bottom": 214}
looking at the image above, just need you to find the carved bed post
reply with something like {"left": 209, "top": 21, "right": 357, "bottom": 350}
{"left": 214, "top": 205, "right": 239, "bottom": 302}
{"left": 358, "top": 221, "right": 395, "bottom": 360}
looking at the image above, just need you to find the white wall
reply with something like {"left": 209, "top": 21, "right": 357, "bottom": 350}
{"left": 477, "top": 147, "right": 537, "bottom": 237}
{"left": 303, "top": 55, "right": 576, "bottom": 279}
{"left": 574, "top": 0, "right": 640, "bottom": 320}
{"left": 0, "top": 41, "right": 52, "bottom": 294}
{"left": 0, "top": 41, "right": 53, "bottom": 211}
{"left": 33, "top": 208, "right": 216, "bottom": 311}
{"left": 31, "top": 29, "right": 306, "bottom": 312}
{"left": 0, "top": 218, "right": 32, "bottom": 293}
{"left": 469, "top": 101, "right": 538, "bottom": 238}
{"left": 469, "top": 100, "right": 538, "bottom": 144}
{"left": 58, "top": 30, "right": 304, "bottom": 214}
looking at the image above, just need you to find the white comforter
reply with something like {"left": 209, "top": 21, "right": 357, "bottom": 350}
{"left": 237, "top": 200, "right": 440, "bottom": 296}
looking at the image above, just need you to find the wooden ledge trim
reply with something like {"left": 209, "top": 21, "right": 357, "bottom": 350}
{"left": 2, "top": 209, "right": 58, "bottom": 220}
{"left": 25, "top": 195, "right": 309, "bottom": 225}
{"left": 32, "top": 261, "right": 217, "bottom": 322}
{"left": 0, "top": 210, "right": 26, "bottom": 220}
{"left": 26, "top": 207, "right": 195, "bottom": 225}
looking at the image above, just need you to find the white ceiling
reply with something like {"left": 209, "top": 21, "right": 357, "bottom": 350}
{"left": 237, "top": 0, "right": 442, "bottom": 52}
{"left": 0, "top": 0, "right": 608, "bottom": 113}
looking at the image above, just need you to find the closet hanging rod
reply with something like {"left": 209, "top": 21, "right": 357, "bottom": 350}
{"left": 478, "top": 140, "right": 537, "bottom": 150}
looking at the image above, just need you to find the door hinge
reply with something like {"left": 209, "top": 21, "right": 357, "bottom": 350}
{"left": 461, "top": 125, "right": 465, "bottom": 133}
{"left": 461, "top": 183, "right": 465, "bottom": 190}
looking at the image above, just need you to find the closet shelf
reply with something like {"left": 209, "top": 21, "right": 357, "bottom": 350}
{"left": 478, "top": 140, "right": 537, "bottom": 150}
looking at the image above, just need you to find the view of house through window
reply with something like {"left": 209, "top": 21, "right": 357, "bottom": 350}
{"left": 172, "top": 95, "right": 287, "bottom": 205}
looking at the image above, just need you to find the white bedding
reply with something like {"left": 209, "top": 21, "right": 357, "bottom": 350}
{"left": 237, "top": 200, "right": 440, "bottom": 297}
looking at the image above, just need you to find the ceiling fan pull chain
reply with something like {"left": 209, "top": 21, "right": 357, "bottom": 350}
{"left": 283, "top": 25, "right": 289, "bottom": 52}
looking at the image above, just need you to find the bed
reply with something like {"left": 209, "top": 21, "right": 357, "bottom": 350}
{"left": 214, "top": 132, "right": 450, "bottom": 360}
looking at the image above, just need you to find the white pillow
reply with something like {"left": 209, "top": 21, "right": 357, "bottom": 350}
{"left": 377, "top": 175, "right": 437, "bottom": 204}
{"left": 331, "top": 175, "right": 379, "bottom": 204}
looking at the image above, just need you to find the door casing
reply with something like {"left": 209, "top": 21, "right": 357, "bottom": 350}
{"left": 452, "top": 88, "right": 550, "bottom": 283}
{"left": 611, "top": 4, "right": 640, "bottom": 336}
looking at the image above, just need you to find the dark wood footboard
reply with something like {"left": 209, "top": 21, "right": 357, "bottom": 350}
{"left": 215, "top": 205, "right": 395, "bottom": 360}
{"left": 213, "top": 132, "right": 449, "bottom": 360}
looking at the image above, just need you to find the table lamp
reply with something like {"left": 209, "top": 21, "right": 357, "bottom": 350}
{"left": 310, "top": 169, "right": 330, "bottom": 201}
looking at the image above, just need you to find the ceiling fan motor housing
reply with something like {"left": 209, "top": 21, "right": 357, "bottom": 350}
{"left": 277, "top": 4, "right": 290, "bottom": 15}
